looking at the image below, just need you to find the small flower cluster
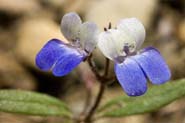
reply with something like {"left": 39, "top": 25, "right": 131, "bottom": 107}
{"left": 36, "top": 12, "right": 171, "bottom": 96}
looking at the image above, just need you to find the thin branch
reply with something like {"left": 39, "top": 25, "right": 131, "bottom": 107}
{"left": 83, "top": 57, "right": 111, "bottom": 122}
{"left": 104, "top": 58, "right": 110, "bottom": 77}
{"left": 84, "top": 83, "right": 105, "bottom": 122}
{"left": 87, "top": 54, "right": 102, "bottom": 80}
{"left": 108, "top": 22, "right": 112, "bottom": 29}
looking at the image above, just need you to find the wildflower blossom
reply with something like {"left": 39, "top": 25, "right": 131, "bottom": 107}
{"left": 98, "top": 18, "right": 171, "bottom": 96}
{"left": 36, "top": 12, "right": 99, "bottom": 76}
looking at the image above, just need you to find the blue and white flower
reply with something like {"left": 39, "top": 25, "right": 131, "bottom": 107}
{"left": 36, "top": 12, "right": 99, "bottom": 76}
{"left": 98, "top": 18, "right": 171, "bottom": 96}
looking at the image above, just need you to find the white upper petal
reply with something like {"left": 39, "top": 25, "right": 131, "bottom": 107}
{"left": 61, "top": 12, "right": 99, "bottom": 53}
{"left": 98, "top": 29, "right": 136, "bottom": 61}
{"left": 79, "top": 22, "right": 99, "bottom": 53}
{"left": 61, "top": 12, "right": 82, "bottom": 41}
{"left": 117, "top": 18, "right": 145, "bottom": 49}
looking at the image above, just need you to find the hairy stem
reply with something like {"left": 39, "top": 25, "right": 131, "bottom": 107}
{"left": 84, "top": 83, "right": 105, "bottom": 122}
{"left": 83, "top": 56, "right": 110, "bottom": 122}
{"left": 104, "top": 58, "right": 110, "bottom": 76}
{"left": 87, "top": 54, "right": 102, "bottom": 80}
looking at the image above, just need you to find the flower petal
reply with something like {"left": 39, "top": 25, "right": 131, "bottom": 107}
{"left": 98, "top": 29, "right": 118, "bottom": 60}
{"left": 115, "top": 58, "right": 147, "bottom": 96}
{"left": 61, "top": 12, "right": 82, "bottom": 41}
{"left": 52, "top": 50, "right": 85, "bottom": 76}
{"left": 117, "top": 18, "right": 145, "bottom": 49}
{"left": 36, "top": 39, "right": 67, "bottom": 71}
{"left": 35, "top": 38, "right": 87, "bottom": 76}
{"left": 98, "top": 29, "right": 136, "bottom": 61}
{"left": 79, "top": 22, "right": 99, "bottom": 53}
{"left": 132, "top": 47, "right": 171, "bottom": 84}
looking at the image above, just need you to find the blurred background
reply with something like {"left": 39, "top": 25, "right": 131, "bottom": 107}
{"left": 0, "top": 0, "right": 184, "bottom": 123}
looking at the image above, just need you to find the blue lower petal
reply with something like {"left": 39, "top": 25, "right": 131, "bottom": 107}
{"left": 115, "top": 58, "right": 147, "bottom": 96}
{"left": 132, "top": 47, "right": 171, "bottom": 84}
{"left": 52, "top": 51, "right": 85, "bottom": 76}
{"left": 36, "top": 39, "right": 68, "bottom": 71}
{"left": 36, "top": 39, "right": 86, "bottom": 76}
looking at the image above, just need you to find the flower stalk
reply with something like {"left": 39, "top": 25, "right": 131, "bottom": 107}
{"left": 82, "top": 56, "right": 111, "bottom": 123}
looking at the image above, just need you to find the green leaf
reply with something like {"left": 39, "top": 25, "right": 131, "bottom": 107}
{"left": 0, "top": 90, "right": 71, "bottom": 117}
{"left": 98, "top": 79, "right": 185, "bottom": 117}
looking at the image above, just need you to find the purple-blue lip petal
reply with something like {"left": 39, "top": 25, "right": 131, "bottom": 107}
{"left": 115, "top": 58, "right": 147, "bottom": 96}
{"left": 36, "top": 39, "right": 66, "bottom": 71}
{"left": 132, "top": 47, "right": 171, "bottom": 84}
{"left": 52, "top": 50, "right": 85, "bottom": 76}
{"left": 35, "top": 38, "right": 86, "bottom": 76}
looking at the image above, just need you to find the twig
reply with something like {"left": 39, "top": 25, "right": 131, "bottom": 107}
{"left": 84, "top": 83, "right": 105, "bottom": 122}
{"left": 83, "top": 56, "right": 111, "bottom": 122}
{"left": 87, "top": 54, "right": 102, "bottom": 81}
{"left": 104, "top": 58, "right": 110, "bottom": 76}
